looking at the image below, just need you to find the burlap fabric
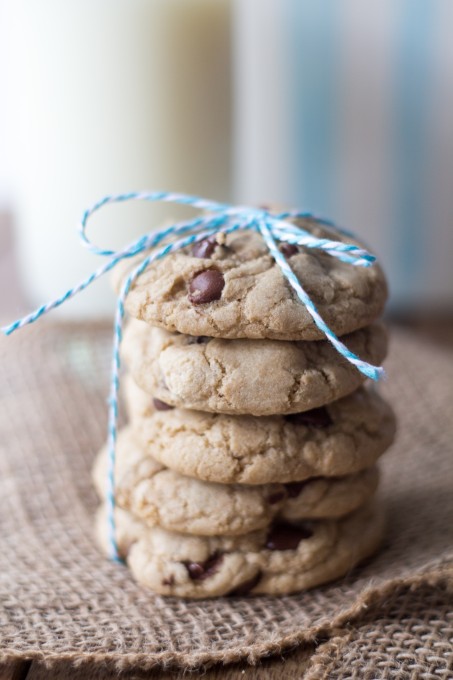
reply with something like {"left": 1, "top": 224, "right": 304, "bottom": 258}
{"left": 0, "top": 323, "right": 452, "bottom": 674}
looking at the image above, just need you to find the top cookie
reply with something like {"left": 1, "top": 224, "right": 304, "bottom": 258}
{"left": 114, "top": 220, "right": 387, "bottom": 341}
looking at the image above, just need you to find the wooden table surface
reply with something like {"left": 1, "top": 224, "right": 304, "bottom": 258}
{"left": 1, "top": 213, "right": 452, "bottom": 679}
{"left": 1, "top": 649, "right": 315, "bottom": 680}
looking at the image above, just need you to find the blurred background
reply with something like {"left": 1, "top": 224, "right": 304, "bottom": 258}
{"left": 0, "top": 0, "right": 452, "bottom": 327}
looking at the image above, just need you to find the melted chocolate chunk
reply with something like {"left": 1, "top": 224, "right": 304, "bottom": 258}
{"left": 162, "top": 575, "right": 175, "bottom": 586}
{"left": 184, "top": 553, "right": 224, "bottom": 581}
{"left": 267, "top": 490, "right": 287, "bottom": 505}
{"left": 188, "top": 269, "right": 225, "bottom": 305}
{"left": 192, "top": 237, "right": 217, "bottom": 259}
{"left": 228, "top": 571, "right": 262, "bottom": 596}
{"left": 265, "top": 522, "right": 313, "bottom": 551}
{"left": 285, "top": 406, "right": 333, "bottom": 429}
{"left": 284, "top": 481, "right": 310, "bottom": 498}
{"left": 153, "top": 398, "right": 174, "bottom": 411}
{"left": 280, "top": 243, "right": 299, "bottom": 258}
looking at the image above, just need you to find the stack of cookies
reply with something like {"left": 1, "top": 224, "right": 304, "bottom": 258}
{"left": 93, "top": 220, "right": 396, "bottom": 598}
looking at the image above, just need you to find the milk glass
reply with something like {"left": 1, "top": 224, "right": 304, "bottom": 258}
{"left": 6, "top": 0, "right": 231, "bottom": 317}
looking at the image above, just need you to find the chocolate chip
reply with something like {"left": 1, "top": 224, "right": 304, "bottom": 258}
{"left": 153, "top": 398, "right": 174, "bottom": 411}
{"left": 280, "top": 243, "right": 299, "bottom": 258}
{"left": 183, "top": 553, "right": 223, "bottom": 581}
{"left": 187, "top": 335, "right": 210, "bottom": 344}
{"left": 188, "top": 269, "right": 225, "bottom": 305}
{"left": 267, "top": 490, "right": 286, "bottom": 505}
{"left": 228, "top": 571, "right": 262, "bottom": 596}
{"left": 284, "top": 481, "right": 310, "bottom": 498}
{"left": 285, "top": 406, "right": 333, "bottom": 428}
{"left": 162, "top": 575, "right": 175, "bottom": 586}
{"left": 265, "top": 522, "right": 313, "bottom": 551}
{"left": 192, "top": 237, "right": 217, "bottom": 259}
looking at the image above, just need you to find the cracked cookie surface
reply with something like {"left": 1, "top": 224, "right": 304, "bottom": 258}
{"left": 114, "top": 222, "right": 387, "bottom": 341}
{"left": 93, "top": 427, "right": 380, "bottom": 535}
{"left": 122, "top": 320, "right": 388, "bottom": 416}
{"left": 96, "top": 502, "right": 384, "bottom": 597}
{"left": 123, "top": 382, "right": 395, "bottom": 484}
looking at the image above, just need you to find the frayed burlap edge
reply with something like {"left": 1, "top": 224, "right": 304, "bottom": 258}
{"left": 304, "top": 573, "right": 453, "bottom": 680}
{"left": 1, "top": 565, "right": 451, "bottom": 672}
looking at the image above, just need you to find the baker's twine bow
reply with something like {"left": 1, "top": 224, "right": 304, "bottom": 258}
{"left": 2, "top": 192, "right": 385, "bottom": 561}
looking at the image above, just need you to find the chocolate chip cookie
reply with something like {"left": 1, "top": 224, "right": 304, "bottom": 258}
{"left": 114, "top": 222, "right": 387, "bottom": 341}
{"left": 100, "top": 502, "right": 384, "bottom": 597}
{"left": 122, "top": 320, "right": 388, "bottom": 416}
{"left": 122, "top": 380, "right": 395, "bottom": 484}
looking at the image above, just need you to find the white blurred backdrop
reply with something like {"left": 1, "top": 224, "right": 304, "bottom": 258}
{"left": 0, "top": 0, "right": 452, "bottom": 317}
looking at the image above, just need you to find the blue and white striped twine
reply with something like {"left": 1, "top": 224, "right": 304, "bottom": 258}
{"left": 2, "top": 191, "right": 384, "bottom": 562}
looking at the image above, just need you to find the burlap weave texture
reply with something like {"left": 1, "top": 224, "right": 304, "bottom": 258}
{"left": 0, "top": 324, "right": 452, "bottom": 674}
